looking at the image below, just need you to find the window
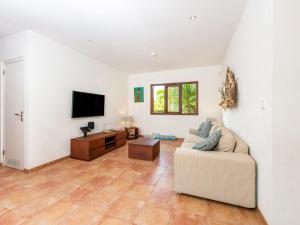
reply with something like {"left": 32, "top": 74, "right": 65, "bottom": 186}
{"left": 151, "top": 81, "right": 198, "bottom": 115}
{"left": 152, "top": 85, "right": 165, "bottom": 113}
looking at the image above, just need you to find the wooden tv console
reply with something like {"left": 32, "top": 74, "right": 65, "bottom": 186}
{"left": 71, "top": 130, "right": 126, "bottom": 161}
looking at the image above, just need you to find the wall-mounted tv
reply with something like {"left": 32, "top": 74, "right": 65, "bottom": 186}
{"left": 72, "top": 91, "right": 105, "bottom": 118}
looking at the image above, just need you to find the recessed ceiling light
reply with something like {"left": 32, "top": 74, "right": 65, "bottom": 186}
{"left": 149, "top": 52, "right": 158, "bottom": 57}
{"left": 190, "top": 16, "right": 197, "bottom": 20}
{"left": 88, "top": 40, "right": 94, "bottom": 44}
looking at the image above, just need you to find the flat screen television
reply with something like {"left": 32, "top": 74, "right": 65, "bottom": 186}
{"left": 72, "top": 91, "right": 105, "bottom": 118}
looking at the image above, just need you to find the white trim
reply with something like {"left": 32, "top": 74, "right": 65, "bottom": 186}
{"left": 0, "top": 62, "right": 4, "bottom": 164}
{"left": 4, "top": 57, "right": 24, "bottom": 64}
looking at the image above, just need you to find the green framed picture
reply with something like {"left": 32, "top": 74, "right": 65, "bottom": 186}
{"left": 134, "top": 87, "right": 144, "bottom": 103}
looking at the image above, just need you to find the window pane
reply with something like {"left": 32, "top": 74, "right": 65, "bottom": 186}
{"left": 182, "top": 83, "right": 197, "bottom": 113}
{"left": 168, "top": 86, "right": 179, "bottom": 112}
{"left": 153, "top": 85, "right": 165, "bottom": 113}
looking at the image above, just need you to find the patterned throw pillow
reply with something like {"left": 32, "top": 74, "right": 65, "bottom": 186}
{"left": 197, "top": 119, "right": 212, "bottom": 138}
{"left": 193, "top": 129, "right": 222, "bottom": 151}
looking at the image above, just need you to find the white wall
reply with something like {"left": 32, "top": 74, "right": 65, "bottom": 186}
{"left": 26, "top": 31, "right": 128, "bottom": 169}
{"left": 0, "top": 32, "right": 29, "bottom": 61}
{"left": 221, "top": 0, "right": 272, "bottom": 223}
{"left": 1, "top": 31, "right": 128, "bottom": 169}
{"left": 273, "top": 1, "right": 300, "bottom": 224}
{"left": 128, "top": 66, "right": 222, "bottom": 138}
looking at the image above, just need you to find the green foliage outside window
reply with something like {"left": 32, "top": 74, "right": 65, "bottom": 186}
{"left": 153, "top": 86, "right": 165, "bottom": 113}
{"left": 182, "top": 83, "right": 197, "bottom": 113}
{"left": 168, "top": 86, "right": 179, "bottom": 112}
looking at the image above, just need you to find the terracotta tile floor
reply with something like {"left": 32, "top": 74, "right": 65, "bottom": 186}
{"left": 0, "top": 139, "right": 265, "bottom": 225}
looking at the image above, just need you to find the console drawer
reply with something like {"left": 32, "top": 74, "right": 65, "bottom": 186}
{"left": 116, "top": 131, "right": 126, "bottom": 140}
{"left": 89, "top": 147, "right": 105, "bottom": 160}
{"left": 116, "top": 139, "right": 126, "bottom": 147}
{"left": 89, "top": 139, "right": 105, "bottom": 149}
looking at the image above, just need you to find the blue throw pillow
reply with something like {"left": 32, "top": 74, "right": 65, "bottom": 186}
{"left": 197, "top": 119, "right": 212, "bottom": 138}
{"left": 193, "top": 129, "right": 222, "bottom": 151}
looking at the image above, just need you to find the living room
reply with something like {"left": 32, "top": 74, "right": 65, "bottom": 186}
{"left": 0, "top": 0, "right": 299, "bottom": 225}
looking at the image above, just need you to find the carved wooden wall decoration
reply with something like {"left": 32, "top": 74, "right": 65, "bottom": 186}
{"left": 219, "top": 67, "right": 237, "bottom": 110}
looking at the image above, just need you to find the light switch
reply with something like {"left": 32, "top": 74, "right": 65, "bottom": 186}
{"left": 260, "top": 101, "right": 266, "bottom": 110}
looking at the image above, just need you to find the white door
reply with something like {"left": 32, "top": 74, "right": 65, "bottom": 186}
{"left": 3, "top": 59, "right": 24, "bottom": 170}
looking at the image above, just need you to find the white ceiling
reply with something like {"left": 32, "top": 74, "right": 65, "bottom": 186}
{"left": 0, "top": 0, "right": 247, "bottom": 73}
{"left": 0, "top": 20, "right": 22, "bottom": 37}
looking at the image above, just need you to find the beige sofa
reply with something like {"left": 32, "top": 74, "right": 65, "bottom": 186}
{"left": 174, "top": 125, "right": 256, "bottom": 208}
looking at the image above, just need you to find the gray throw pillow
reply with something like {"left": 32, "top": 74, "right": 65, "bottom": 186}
{"left": 197, "top": 119, "right": 212, "bottom": 138}
{"left": 193, "top": 129, "right": 222, "bottom": 151}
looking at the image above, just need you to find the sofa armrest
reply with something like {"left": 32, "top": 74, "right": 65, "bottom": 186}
{"left": 174, "top": 148, "right": 256, "bottom": 208}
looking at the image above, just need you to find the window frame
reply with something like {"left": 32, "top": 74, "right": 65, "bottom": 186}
{"left": 150, "top": 81, "right": 198, "bottom": 115}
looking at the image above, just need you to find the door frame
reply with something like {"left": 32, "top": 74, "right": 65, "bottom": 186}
{"left": 0, "top": 57, "right": 25, "bottom": 167}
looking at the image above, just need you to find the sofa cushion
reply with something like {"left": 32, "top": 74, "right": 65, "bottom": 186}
{"left": 184, "top": 134, "right": 205, "bottom": 144}
{"left": 189, "top": 128, "right": 200, "bottom": 136}
{"left": 181, "top": 142, "right": 197, "bottom": 149}
{"left": 209, "top": 124, "right": 218, "bottom": 136}
{"left": 234, "top": 135, "right": 249, "bottom": 154}
{"left": 197, "top": 119, "right": 212, "bottom": 138}
{"left": 214, "top": 127, "right": 236, "bottom": 152}
{"left": 192, "top": 129, "right": 222, "bottom": 151}
{"left": 190, "top": 123, "right": 217, "bottom": 137}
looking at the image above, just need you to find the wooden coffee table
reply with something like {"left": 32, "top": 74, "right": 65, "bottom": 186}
{"left": 128, "top": 138, "right": 160, "bottom": 161}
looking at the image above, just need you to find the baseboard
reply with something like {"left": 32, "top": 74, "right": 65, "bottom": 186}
{"left": 258, "top": 208, "right": 269, "bottom": 225}
{"left": 24, "top": 155, "right": 70, "bottom": 173}
{"left": 176, "top": 137, "right": 184, "bottom": 141}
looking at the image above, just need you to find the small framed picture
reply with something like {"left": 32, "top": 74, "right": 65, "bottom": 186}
{"left": 134, "top": 87, "right": 144, "bottom": 103}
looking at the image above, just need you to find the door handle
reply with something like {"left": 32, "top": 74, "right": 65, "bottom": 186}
{"left": 14, "top": 111, "right": 23, "bottom": 122}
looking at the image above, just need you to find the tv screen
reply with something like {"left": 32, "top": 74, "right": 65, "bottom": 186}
{"left": 72, "top": 91, "right": 105, "bottom": 118}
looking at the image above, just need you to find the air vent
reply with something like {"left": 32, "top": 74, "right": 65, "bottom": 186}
{"left": 7, "top": 158, "right": 21, "bottom": 168}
